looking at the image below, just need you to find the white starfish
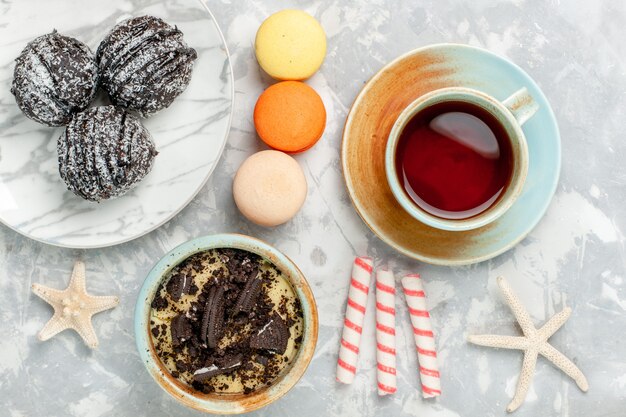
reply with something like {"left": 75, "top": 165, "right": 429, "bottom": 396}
{"left": 467, "top": 277, "right": 588, "bottom": 412}
{"left": 31, "top": 261, "right": 119, "bottom": 349}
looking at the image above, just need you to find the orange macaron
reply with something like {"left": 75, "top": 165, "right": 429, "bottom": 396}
{"left": 254, "top": 81, "right": 326, "bottom": 153}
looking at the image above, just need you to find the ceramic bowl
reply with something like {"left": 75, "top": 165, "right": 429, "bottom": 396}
{"left": 134, "top": 234, "right": 318, "bottom": 414}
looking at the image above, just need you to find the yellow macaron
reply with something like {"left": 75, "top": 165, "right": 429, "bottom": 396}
{"left": 255, "top": 10, "right": 326, "bottom": 81}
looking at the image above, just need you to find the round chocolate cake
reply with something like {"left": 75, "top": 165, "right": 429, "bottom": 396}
{"left": 96, "top": 15, "right": 197, "bottom": 117}
{"left": 57, "top": 106, "right": 158, "bottom": 202}
{"left": 11, "top": 31, "right": 99, "bottom": 127}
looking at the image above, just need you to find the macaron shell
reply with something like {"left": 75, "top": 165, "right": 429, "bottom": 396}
{"left": 254, "top": 81, "right": 326, "bottom": 153}
{"left": 255, "top": 10, "right": 326, "bottom": 81}
{"left": 233, "top": 150, "right": 307, "bottom": 227}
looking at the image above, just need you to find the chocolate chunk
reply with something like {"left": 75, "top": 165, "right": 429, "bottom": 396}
{"left": 150, "top": 292, "right": 168, "bottom": 310}
{"left": 233, "top": 269, "right": 262, "bottom": 314}
{"left": 193, "top": 354, "right": 242, "bottom": 382}
{"left": 250, "top": 315, "right": 290, "bottom": 355}
{"left": 170, "top": 314, "right": 192, "bottom": 347}
{"left": 217, "top": 353, "right": 243, "bottom": 369}
{"left": 254, "top": 354, "right": 269, "bottom": 367}
{"left": 225, "top": 250, "right": 260, "bottom": 283}
{"left": 192, "top": 364, "right": 221, "bottom": 382}
{"left": 175, "top": 360, "right": 189, "bottom": 373}
{"left": 199, "top": 289, "right": 212, "bottom": 342}
{"left": 166, "top": 272, "right": 193, "bottom": 301}
{"left": 200, "top": 286, "right": 225, "bottom": 348}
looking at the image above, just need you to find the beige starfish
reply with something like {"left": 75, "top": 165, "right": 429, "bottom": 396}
{"left": 31, "top": 261, "right": 119, "bottom": 349}
{"left": 467, "top": 276, "right": 588, "bottom": 413}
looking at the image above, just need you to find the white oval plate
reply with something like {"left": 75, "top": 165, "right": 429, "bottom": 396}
{"left": 0, "top": 0, "right": 233, "bottom": 248}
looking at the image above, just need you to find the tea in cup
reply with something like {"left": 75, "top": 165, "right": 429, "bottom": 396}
{"left": 385, "top": 87, "right": 538, "bottom": 231}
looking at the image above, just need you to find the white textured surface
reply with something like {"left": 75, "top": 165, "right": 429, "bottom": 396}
{"left": 1, "top": 0, "right": 626, "bottom": 416}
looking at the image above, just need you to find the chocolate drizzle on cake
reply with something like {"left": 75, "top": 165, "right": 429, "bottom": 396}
{"left": 96, "top": 15, "right": 197, "bottom": 117}
{"left": 57, "top": 105, "right": 158, "bottom": 202}
{"left": 11, "top": 31, "right": 99, "bottom": 127}
{"left": 149, "top": 248, "right": 304, "bottom": 394}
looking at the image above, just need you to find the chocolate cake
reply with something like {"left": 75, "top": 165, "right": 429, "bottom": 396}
{"left": 150, "top": 248, "right": 304, "bottom": 394}
{"left": 11, "top": 31, "right": 99, "bottom": 127}
{"left": 96, "top": 15, "right": 197, "bottom": 117}
{"left": 57, "top": 105, "right": 158, "bottom": 202}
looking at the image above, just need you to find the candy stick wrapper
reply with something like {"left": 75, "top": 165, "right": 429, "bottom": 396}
{"left": 402, "top": 274, "right": 441, "bottom": 397}
{"left": 375, "top": 269, "right": 397, "bottom": 395}
{"left": 336, "top": 257, "right": 374, "bottom": 384}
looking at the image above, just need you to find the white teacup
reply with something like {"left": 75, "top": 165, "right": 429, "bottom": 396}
{"left": 385, "top": 87, "right": 538, "bottom": 231}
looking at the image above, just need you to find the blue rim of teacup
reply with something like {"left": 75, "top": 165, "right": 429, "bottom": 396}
{"left": 134, "top": 233, "right": 319, "bottom": 414}
{"left": 385, "top": 87, "right": 530, "bottom": 232}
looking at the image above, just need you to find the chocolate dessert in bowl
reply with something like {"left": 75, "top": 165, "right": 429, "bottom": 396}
{"left": 135, "top": 234, "right": 318, "bottom": 414}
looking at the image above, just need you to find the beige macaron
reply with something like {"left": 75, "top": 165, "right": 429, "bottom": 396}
{"left": 233, "top": 150, "right": 307, "bottom": 227}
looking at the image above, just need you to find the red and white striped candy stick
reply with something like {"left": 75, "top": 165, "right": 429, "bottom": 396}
{"left": 375, "top": 269, "right": 397, "bottom": 395}
{"left": 402, "top": 274, "right": 441, "bottom": 398}
{"left": 336, "top": 257, "right": 374, "bottom": 384}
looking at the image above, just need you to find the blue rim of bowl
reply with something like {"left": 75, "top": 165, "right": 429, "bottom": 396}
{"left": 134, "top": 233, "right": 319, "bottom": 414}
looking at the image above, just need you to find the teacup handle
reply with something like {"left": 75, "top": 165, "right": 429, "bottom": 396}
{"left": 502, "top": 87, "right": 539, "bottom": 126}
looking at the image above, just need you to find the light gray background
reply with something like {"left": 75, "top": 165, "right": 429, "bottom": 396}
{"left": 1, "top": 0, "right": 625, "bottom": 416}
